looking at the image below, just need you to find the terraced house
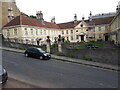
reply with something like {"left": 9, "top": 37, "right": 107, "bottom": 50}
{"left": 2, "top": 11, "right": 60, "bottom": 45}
{"left": 2, "top": 11, "right": 116, "bottom": 45}
{"left": 58, "top": 12, "right": 115, "bottom": 42}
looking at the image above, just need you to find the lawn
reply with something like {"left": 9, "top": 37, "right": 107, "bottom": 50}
{"left": 74, "top": 41, "right": 104, "bottom": 49}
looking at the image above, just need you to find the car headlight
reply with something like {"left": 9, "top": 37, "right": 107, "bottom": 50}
{"left": 44, "top": 54, "right": 47, "bottom": 56}
{"left": 3, "top": 69, "right": 6, "bottom": 73}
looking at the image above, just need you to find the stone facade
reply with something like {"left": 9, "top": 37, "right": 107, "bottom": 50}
{"left": 0, "top": 0, "right": 20, "bottom": 32}
{"left": 2, "top": 12, "right": 115, "bottom": 45}
{"left": 110, "top": 2, "right": 120, "bottom": 45}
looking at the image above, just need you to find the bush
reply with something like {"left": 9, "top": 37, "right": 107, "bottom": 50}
{"left": 51, "top": 43, "right": 58, "bottom": 49}
{"left": 65, "top": 40, "right": 71, "bottom": 45}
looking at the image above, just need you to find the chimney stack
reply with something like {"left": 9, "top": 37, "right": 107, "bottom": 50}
{"left": 82, "top": 15, "right": 85, "bottom": 21}
{"left": 89, "top": 11, "right": 92, "bottom": 21}
{"left": 36, "top": 11, "right": 44, "bottom": 24}
{"left": 74, "top": 13, "right": 77, "bottom": 26}
{"left": 51, "top": 16, "right": 56, "bottom": 24}
{"left": 8, "top": 7, "right": 14, "bottom": 22}
{"left": 116, "top": 1, "right": 120, "bottom": 13}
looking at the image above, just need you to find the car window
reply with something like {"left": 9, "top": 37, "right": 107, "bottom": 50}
{"left": 27, "top": 48, "right": 33, "bottom": 51}
{"left": 37, "top": 48, "right": 45, "bottom": 53}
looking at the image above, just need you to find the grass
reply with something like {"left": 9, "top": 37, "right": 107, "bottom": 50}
{"left": 74, "top": 41, "right": 104, "bottom": 49}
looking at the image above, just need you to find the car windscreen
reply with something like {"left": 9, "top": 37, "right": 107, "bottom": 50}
{"left": 37, "top": 48, "right": 46, "bottom": 53}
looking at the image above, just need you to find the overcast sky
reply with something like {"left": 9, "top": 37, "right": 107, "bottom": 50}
{"left": 16, "top": 0, "right": 120, "bottom": 23}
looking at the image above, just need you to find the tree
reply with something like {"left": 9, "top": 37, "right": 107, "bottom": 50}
{"left": 29, "top": 15, "right": 36, "bottom": 19}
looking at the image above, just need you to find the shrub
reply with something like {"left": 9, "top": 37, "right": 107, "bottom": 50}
{"left": 65, "top": 40, "right": 71, "bottom": 45}
{"left": 51, "top": 43, "right": 58, "bottom": 49}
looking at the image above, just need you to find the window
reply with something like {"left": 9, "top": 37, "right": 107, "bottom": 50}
{"left": 76, "top": 35, "right": 79, "bottom": 39}
{"left": 31, "top": 29, "right": 33, "bottom": 35}
{"left": 71, "top": 36, "right": 73, "bottom": 40}
{"left": 14, "top": 29, "right": 17, "bottom": 35}
{"left": 93, "top": 27, "right": 95, "bottom": 32}
{"left": 93, "top": 34, "right": 95, "bottom": 38}
{"left": 86, "top": 35, "right": 88, "bottom": 38}
{"left": 81, "top": 24, "right": 83, "bottom": 27}
{"left": 67, "top": 37, "right": 69, "bottom": 40}
{"left": 40, "top": 29, "right": 42, "bottom": 35}
{"left": 98, "top": 26, "right": 101, "bottom": 31}
{"left": 25, "top": 28, "right": 28, "bottom": 35}
{"left": 71, "top": 30, "right": 73, "bottom": 34}
{"left": 99, "top": 33, "right": 102, "bottom": 38}
{"left": 7, "top": 29, "right": 10, "bottom": 37}
{"left": 36, "top": 29, "right": 38, "bottom": 35}
{"left": 76, "top": 30, "right": 78, "bottom": 32}
{"left": 62, "top": 31, "right": 64, "bottom": 34}
{"left": 105, "top": 26, "right": 108, "bottom": 30}
{"left": 44, "top": 30, "right": 46, "bottom": 35}
{"left": 66, "top": 30, "right": 68, "bottom": 34}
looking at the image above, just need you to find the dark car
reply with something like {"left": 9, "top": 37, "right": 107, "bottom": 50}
{"left": 0, "top": 65, "right": 8, "bottom": 85}
{"left": 24, "top": 48, "right": 51, "bottom": 60}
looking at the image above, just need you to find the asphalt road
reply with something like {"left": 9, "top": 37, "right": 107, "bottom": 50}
{"left": 3, "top": 78, "right": 37, "bottom": 88}
{"left": 2, "top": 50, "right": 118, "bottom": 88}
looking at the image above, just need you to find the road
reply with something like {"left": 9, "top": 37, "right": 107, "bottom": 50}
{"left": 2, "top": 50, "right": 118, "bottom": 88}
{"left": 3, "top": 78, "right": 37, "bottom": 88}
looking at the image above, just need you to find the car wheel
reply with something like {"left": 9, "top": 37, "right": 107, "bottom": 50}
{"left": 25, "top": 53, "right": 29, "bottom": 57}
{"left": 39, "top": 56, "right": 43, "bottom": 60}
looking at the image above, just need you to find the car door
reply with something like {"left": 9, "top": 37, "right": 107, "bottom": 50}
{"left": 27, "top": 48, "right": 36, "bottom": 57}
{"left": 33, "top": 49, "right": 40, "bottom": 58}
{"left": 27, "top": 48, "right": 33, "bottom": 57}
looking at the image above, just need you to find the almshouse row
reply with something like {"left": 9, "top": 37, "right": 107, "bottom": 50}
{"left": 1, "top": 1, "right": 120, "bottom": 46}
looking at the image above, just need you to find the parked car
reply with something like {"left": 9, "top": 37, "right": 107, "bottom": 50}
{"left": 0, "top": 65, "right": 8, "bottom": 84}
{"left": 24, "top": 48, "right": 51, "bottom": 60}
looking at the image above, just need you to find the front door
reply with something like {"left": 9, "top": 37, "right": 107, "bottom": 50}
{"left": 81, "top": 35, "right": 84, "bottom": 41}
{"left": 105, "top": 36, "right": 109, "bottom": 41}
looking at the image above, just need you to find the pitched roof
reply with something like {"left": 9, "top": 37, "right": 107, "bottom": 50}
{"left": 3, "top": 15, "right": 60, "bottom": 29}
{"left": 3, "top": 14, "right": 115, "bottom": 29}
{"left": 57, "top": 21, "right": 81, "bottom": 29}
{"left": 89, "top": 16, "right": 114, "bottom": 25}
{"left": 57, "top": 16, "right": 114, "bottom": 29}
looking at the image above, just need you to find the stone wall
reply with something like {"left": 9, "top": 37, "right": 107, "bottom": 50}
{"left": 2, "top": 40, "right": 119, "bottom": 65}
{"left": 51, "top": 44, "right": 119, "bottom": 65}
{"left": 2, "top": 41, "right": 46, "bottom": 51}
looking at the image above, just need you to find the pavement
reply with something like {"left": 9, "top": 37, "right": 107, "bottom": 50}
{"left": 0, "top": 47, "right": 119, "bottom": 71}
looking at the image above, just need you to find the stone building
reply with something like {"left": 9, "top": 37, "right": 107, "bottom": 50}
{"left": 2, "top": 11, "right": 60, "bottom": 45}
{"left": 2, "top": 11, "right": 115, "bottom": 45}
{"left": 0, "top": 0, "right": 20, "bottom": 33}
{"left": 58, "top": 12, "right": 115, "bottom": 42}
{"left": 109, "top": 1, "right": 120, "bottom": 45}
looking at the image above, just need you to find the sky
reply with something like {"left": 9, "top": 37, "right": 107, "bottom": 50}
{"left": 16, "top": 0, "right": 120, "bottom": 23}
